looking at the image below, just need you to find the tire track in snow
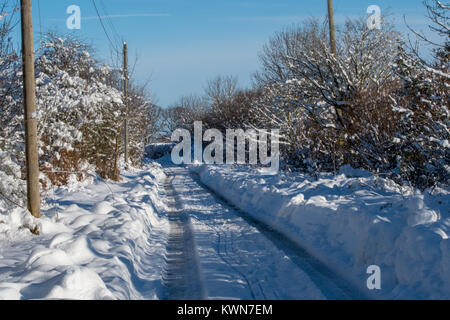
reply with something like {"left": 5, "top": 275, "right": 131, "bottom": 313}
{"left": 190, "top": 171, "right": 370, "bottom": 300}
{"left": 165, "top": 167, "right": 264, "bottom": 299}
{"left": 161, "top": 176, "right": 205, "bottom": 300}
{"left": 167, "top": 166, "right": 325, "bottom": 300}
{"left": 202, "top": 214, "right": 259, "bottom": 299}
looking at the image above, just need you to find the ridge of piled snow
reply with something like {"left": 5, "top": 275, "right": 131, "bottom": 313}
{"left": 190, "top": 164, "right": 450, "bottom": 299}
{"left": 0, "top": 162, "right": 169, "bottom": 300}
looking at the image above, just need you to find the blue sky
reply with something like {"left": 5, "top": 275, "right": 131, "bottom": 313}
{"left": 19, "top": 0, "right": 436, "bottom": 107}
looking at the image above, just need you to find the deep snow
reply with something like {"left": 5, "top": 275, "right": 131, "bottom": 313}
{"left": 190, "top": 164, "right": 450, "bottom": 299}
{"left": 0, "top": 162, "right": 169, "bottom": 300}
{"left": 166, "top": 165, "right": 340, "bottom": 300}
{"left": 0, "top": 158, "right": 448, "bottom": 300}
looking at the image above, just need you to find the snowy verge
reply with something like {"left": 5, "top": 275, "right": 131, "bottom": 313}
{"left": 190, "top": 164, "right": 450, "bottom": 299}
{"left": 0, "top": 162, "right": 169, "bottom": 300}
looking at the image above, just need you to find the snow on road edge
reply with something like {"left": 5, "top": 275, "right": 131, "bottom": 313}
{"left": 190, "top": 164, "right": 450, "bottom": 299}
{"left": 0, "top": 162, "right": 170, "bottom": 300}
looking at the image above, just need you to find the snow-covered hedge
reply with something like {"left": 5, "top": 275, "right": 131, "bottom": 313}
{"left": 1, "top": 32, "right": 155, "bottom": 205}
{"left": 247, "top": 18, "right": 449, "bottom": 188}
{"left": 0, "top": 148, "right": 26, "bottom": 210}
{"left": 191, "top": 164, "right": 450, "bottom": 299}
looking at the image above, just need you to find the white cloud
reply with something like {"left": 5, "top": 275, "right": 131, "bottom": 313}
{"left": 48, "top": 13, "right": 171, "bottom": 22}
{"left": 81, "top": 13, "right": 171, "bottom": 21}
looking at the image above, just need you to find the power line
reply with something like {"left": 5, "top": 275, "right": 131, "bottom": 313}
{"left": 99, "top": 0, "right": 122, "bottom": 44}
{"left": 98, "top": 0, "right": 124, "bottom": 63}
{"left": 91, "top": 0, "right": 120, "bottom": 54}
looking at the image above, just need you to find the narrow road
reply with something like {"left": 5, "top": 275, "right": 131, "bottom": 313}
{"left": 161, "top": 176, "right": 205, "bottom": 300}
{"left": 160, "top": 163, "right": 368, "bottom": 300}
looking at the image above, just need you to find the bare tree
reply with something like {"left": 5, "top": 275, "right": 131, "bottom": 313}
{"left": 249, "top": 17, "right": 406, "bottom": 174}
{"left": 406, "top": 0, "right": 449, "bottom": 45}
{"left": 177, "top": 94, "right": 209, "bottom": 121}
{"left": 253, "top": 18, "right": 402, "bottom": 130}
{"left": 0, "top": 0, "right": 18, "bottom": 56}
{"left": 205, "top": 75, "right": 238, "bottom": 108}
{"left": 425, "top": 0, "right": 450, "bottom": 38}
{"left": 405, "top": 1, "right": 449, "bottom": 78}
{"left": 161, "top": 106, "right": 190, "bottom": 137}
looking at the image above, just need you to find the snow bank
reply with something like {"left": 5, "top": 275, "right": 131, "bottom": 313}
{"left": 191, "top": 164, "right": 450, "bottom": 299}
{"left": 0, "top": 162, "right": 170, "bottom": 300}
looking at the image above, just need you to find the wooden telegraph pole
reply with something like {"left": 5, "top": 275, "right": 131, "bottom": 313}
{"left": 327, "top": 0, "right": 337, "bottom": 55}
{"left": 327, "top": 0, "right": 345, "bottom": 144}
{"left": 20, "top": 0, "right": 41, "bottom": 218}
{"left": 123, "top": 42, "right": 129, "bottom": 164}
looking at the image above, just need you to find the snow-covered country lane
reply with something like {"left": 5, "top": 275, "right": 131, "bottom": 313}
{"left": 0, "top": 160, "right": 369, "bottom": 300}
{"left": 163, "top": 164, "right": 367, "bottom": 300}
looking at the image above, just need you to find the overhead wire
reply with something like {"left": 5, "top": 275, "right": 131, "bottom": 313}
{"left": 91, "top": 0, "right": 121, "bottom": 55}
{"left": 98, "top": 0, "right": 124, "bottom": 64}
{"left": 99, "top": 0, "right": 122, "bottom": 45}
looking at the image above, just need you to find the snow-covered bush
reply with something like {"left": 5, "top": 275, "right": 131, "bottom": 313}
{"left": 35, "top": 34, "right": 125, "bottom": 183}
{"left": 1, "top": 30, "right": 155, "bottom": 210}
{"left": 0, "top": 2, "right": 25, "bottom": 210}
{"left": 0, "top": 147, "right": 26, "bottom": 210}
{"left": 127, "top": 84, "right": 159, "bottom": 165}
{"left": 249, "top": 18, "right": 403, "bottom": 173}
{"left": 392, "top": 46, "right": 449, "bottom": 188}
{"left": 391, "top": 1, "right": 450, "bottom": 188}
{"left": 244, "top": 11, "right": 449, "bottom": 188}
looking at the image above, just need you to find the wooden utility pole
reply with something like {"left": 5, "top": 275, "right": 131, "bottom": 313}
{"left": 327, "top": 0, "right": 337, "bottom": 55}
{"left": 20, "top": 0, "right": 41, "bottom": 218}
{"left": 123, "top": 42, "right": 129, "bottom": 164}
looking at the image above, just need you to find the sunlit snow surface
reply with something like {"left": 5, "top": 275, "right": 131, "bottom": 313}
{"left": 0, "top": 163, "right": 169, "bottom": 300}
{"left": 0, "top": 159, "right": 449, "bottom": 300}
{"left": 191, "top": 163, "right": 450, "bottom": 300}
